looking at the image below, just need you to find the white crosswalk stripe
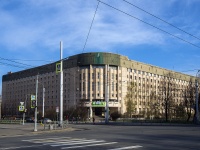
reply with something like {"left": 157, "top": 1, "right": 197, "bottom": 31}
{"left": 22, "top": 137, "right": 117, "bottom": 149}
{"left": 108, "top": 145, "right": 143, "bottom": 150}
{"left": 22, "top": 137, "right": 142, "bottom": 149}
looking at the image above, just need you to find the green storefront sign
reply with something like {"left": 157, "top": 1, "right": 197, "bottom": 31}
{"left": 92, "top": 101, "right": 106, "bottom": 107}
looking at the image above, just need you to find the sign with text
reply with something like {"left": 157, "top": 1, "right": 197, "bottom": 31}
{"left": 92, "top": 101, "right": 106, "bottom": 107}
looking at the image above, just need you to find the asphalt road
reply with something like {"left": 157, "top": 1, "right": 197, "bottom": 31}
{"left": 0, "top": 124, "right": 200, "bottom": 150}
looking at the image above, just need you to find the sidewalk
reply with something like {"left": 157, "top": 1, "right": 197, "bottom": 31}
{"left": 0, "top": 123, "right": 75, "bottom": 138}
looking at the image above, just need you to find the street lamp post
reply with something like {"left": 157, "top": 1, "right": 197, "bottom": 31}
{"left": 22, "top": 95, "right": 28, "bottom": 125}
{"left": 105, "top": 65, "right": 109, "bottom": 124}
{"left": 60, "top": 41, "right": 64, "bottom": 126}
{"left": 34, "top": 74, "right": 39, "bottom": 132}
{"left": 38, "top": 83, "right": 45, "bottom": 118}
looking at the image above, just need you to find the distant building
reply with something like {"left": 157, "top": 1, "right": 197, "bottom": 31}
{"left": 1, "top": 52, "right": 197, "bottom": 118}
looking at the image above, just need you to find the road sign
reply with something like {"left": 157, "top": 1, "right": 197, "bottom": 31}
{"left": 19, "top": 105, "right": 25, "bottom": 112}
{"left": 56, "top": 106, "right": 59, "bottom": 113}
{"left": 56, "top": 63, "right": 61, "bottom": 73}
{"left": 31, "top": 95, "right": 36, "bottom": 100}
{"left": 20, "top": 102, "right": 24, "bottom": 106}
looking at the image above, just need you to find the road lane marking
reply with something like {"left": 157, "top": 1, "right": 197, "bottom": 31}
{"left": 0, "top": 145, "right": 44, "bottom": 150}
{"left": 61, "top": 142, "right": 118, "bottom": 149}
{"left": 51, "top": 140, "right": 105, "bottom": 147}
{"left": 108, "top": 145, "right": 143, "bottom": 150}
{"left": 22, "top": 136, "right": 71, "bottom": 142}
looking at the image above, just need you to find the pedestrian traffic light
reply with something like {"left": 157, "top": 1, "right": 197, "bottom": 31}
{"left": 31, "top": 100, "right": 36, "bottom": 108}
{"left": 31, "top": 95, "right": 36, "bottom": 108}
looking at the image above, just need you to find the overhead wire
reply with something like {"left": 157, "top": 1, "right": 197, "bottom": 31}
{"left": 122, "top": 0, "right": 200, "bottom": 42}
{"left": 0, "top": 57, "right": 57, "bottom": 70}
{"left": 82, "top": 1, "right": 100, "bottom": 53}
{"left": 10, "top": 59, "right": 55, "bottom": 63}
{"left": 0, "top": 57, "right": 35, "bottom": 68}
{"left": 97, "top": 0, "right": 200, "bottom": 49}
{"left": 0, "top": 61, "right": 27, "bottom": 69}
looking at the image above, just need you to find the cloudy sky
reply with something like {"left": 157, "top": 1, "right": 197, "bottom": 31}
{"left": 1, "top": 0, "right": 200, "bottom": 94}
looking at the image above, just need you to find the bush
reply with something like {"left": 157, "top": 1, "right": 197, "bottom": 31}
{"left": 110, "top": 111, "right": 121, "bottom": 121}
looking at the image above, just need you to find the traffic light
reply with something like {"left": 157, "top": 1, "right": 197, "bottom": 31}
{"left": 31, "top": 100, "right": 36, "bottom": 108}
{"left": 31, "top": 95, "right": 36, "bottom": 108}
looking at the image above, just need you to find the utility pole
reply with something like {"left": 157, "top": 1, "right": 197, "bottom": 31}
{"left": 42, "top": 87, "right": 45, "bottom": 118}
{"left": 60, "top": 41, "right": 63, "bottom": 126}
{"left": 105, "top": 64, "right": 109, "bottom": 124}
{"left": 34, "top": 74, "right": 38, "bottom": 132}
{"left": 22, "top": 97, "right": 27, "bottom": 125}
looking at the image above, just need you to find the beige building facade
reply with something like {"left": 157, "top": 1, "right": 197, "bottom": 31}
{"left": 2, "top": 52, "right": 196, "bottom": 118}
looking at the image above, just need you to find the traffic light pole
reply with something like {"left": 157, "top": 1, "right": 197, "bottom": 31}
{"left": 105, "top": 64, "right": 109, "bottom": 124}
{"left": 42, "top": 86, "right": 45, "bottom": 118}
{"left": 34, "top": 74, "right": 39, "bottom": 132}
{"left": 60, "top": 41, "right": 63, "bottom": 127}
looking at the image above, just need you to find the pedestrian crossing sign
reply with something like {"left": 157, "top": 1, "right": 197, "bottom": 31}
{"left": 31, "top": 95, "right": 36, "bottom": 100}
{"left": 56, "top": 62, "right": 61, "bottom": 73}
{"left": 19, "top": 105, "right": 25, "bottom": 112}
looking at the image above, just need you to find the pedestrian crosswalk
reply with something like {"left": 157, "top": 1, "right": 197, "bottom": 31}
{"left": 22, "top": 137, "right": 142, "bottom": 149}
{"left": 22, "top": 137, "right": 117, "bottom": 149}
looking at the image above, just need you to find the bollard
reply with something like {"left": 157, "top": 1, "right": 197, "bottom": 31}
{"left": 49, "top": 124, "right": 53, "bottom": 130}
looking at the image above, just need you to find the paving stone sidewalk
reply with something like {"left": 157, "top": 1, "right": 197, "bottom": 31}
{"left": 0, "top": 123, "right": 74, "bottom": 138}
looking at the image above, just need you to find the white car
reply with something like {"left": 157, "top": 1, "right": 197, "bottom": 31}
{"left": 43, "top": 118, "right": 52, "bottom": 124}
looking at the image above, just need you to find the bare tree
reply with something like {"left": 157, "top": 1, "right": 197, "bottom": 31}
{"left": 125, "top": 81, "right": 137, "bottom": 118}
{"left": 159, "top": 72, "right": 176, "bottom": 122}
{"left": 149, "top": 91, "right": 161, "bottom": 119}
{"left": 183, "top": 79, "right": 195, "bottom": 122}
{"left": 64, "top": 101, "right": 88, "bottom": 121}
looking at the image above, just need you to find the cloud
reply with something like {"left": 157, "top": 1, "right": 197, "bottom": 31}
{"left": 0, "top": 0, "right": 171, "bottom": 55}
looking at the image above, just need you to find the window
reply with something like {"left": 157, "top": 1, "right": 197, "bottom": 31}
{"left": 92, "top": 73, "right": 94, "bottom": 79}
{"left": 88, "top": 82, "right": 90, "bottom": 91}
{"left": 142, "top": 71, "right": 145, "bottom": 75}
{"left": 83, "top": 82, "right": 85, "bottom": 91}
{"left": 98, "top": 82, "right": 100, "bottom": 91}
{"left": 92, "top": 82, "right": 94, "bottom": 91}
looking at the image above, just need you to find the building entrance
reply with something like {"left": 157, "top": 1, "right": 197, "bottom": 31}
{"left": 94, "top": 107, "right": 102, "bottom": 116}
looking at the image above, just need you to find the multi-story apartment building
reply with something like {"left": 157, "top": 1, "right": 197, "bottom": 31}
{"left": 1, "top": 52, "right": 197, "bottom": 119}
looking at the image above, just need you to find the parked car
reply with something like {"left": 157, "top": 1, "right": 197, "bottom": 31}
{"left": 42, "top": 118, "right": 52, "bottom": 124}
{"left": 25, "top": 117, "right": 34, "bottom": 123}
